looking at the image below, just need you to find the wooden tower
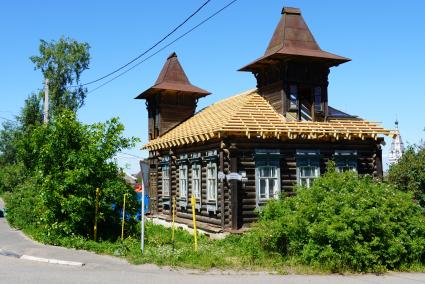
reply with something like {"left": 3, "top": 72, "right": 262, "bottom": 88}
{"left": 135, "top": 52, "right": 209, "bottom": 213}
{"left": 239, "top": 7, "right": 351, "bottom": 122}
{"left": 135, "top": 52, "right": 210, "bottom": 141}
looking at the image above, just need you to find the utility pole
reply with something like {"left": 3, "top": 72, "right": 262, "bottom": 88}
{"left": 43, "top": 78, "right": 49, "bottom": 124}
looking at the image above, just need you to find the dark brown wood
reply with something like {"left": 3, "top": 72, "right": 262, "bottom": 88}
{"left": 230, "top": 145, "right": 240, "bottom": 230}
{"left": 220, "top": 149, "right": 225, "bottom": 229}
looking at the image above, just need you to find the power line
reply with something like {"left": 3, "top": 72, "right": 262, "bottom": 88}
{"left": 0, "top": 116, "right": 16, "bottom": 123}
{"left": 86, "top": 0, "right": 238, "bottom": 95}
{"left": 117, "top": 152, "right": 145, "bottom": 159}
{"left": 75, "top": 0, "right": 211, "bottom": 87}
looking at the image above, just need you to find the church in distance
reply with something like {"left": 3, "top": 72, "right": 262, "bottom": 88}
{"left": 135, "top": 7, "right": 391, "bottom": 232}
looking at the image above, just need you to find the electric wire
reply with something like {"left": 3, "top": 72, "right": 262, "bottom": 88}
{"left": 0, "top": 116, "right": 16, "bottom": 122}
{"left": 74, "top": 0, "right": 211, "bottom": 87}
{"left": 86, "top": 0, "right": 238, "bottom": 95}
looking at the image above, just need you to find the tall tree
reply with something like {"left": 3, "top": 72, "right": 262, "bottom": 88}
{"left": 30, "top": 37, "right": 90, "bottom": 116}
{"left": 0, "top": 120, "right": 18, "bottom": 165}
{"left": 17, "top": 93, "right": 43, "bottom": 131}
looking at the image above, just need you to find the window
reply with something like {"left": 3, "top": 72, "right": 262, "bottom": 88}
{"left": 289, "top": 85, "right": 298, "bottom": 110}
{"left": 314, "top": 86, "right": 322, "bottom": 112}
{"left": 206, "top": 161, "right": 217, "bottom": 202}
{"left": 192, "top": 164, "right": 201, "bottom": 201}
{"left": 258, "top": 166, "right": 279, "bottom": 201}
{"left": 296, "top": 150, "right": 320, "bottom": 188}
{"left": 298, "top": 165, "right": 320, "bottom": 187}
{"left": 162, "top": 164, "right": 170, "bottom": 197}
{"left": 255, "top": 149, "right": 281, "bottom": 205}
{"left": 179, "top": 164, "right": 188, "bottom": 199}
{"left": 334, "top": 150, "right": 357, "bottom": 172}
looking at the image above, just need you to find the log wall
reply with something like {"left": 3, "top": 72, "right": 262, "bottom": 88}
{"left": 149, "top": 138, "right": 382, "bottom": 230}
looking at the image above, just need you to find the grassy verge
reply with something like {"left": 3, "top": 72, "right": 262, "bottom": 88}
{"left": 7, "top": 218, "right": 425, "bottom": 274}
{"left": 20, "top": 221, "right": 289, "bottom": 272}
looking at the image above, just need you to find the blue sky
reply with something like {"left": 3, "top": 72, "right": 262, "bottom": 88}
{"left": 1, "top": 1, "right": 424, "bottom": 173}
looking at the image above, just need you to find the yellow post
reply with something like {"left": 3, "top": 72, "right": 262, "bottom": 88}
{"left": 94, "top": 187, "right": 100, "bottom": 241}
{"left": 191, "top": 195, "right": 198, "bottom": 252}
{"left": 121, "top": 193, "right": 126, "bottom": 240}
{"left": 172, "top": 196, "right": 176, "bottom": 241}
{"left": 172, "top": 196, "right": 176, "bottom": 251}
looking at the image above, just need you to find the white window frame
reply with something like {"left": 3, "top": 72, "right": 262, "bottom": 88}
{"left": 334, "top": 150, "right": 358, "bottom": 173}
{"left": 179, "top": 164, "right": 188, "bottom": 200}
{"left": 162, "top": 164, "right": 170, "bottom": 198}
{"left": 206, "top": 161, "right": 217, "bottom": 203}
{"left": 256, "top": 165, "right": 280, "bottom": 203}
{"left": 255, "top": 149, "right": 281, "bottom": 206}
{"left": 192, "top": 163, "right": 201, "bottom": 204}
{"left": 296, "top": 150, "right": 320, "bottom": 188}
{"left": 298, "top": 165, "right": 320, "bottom": 188}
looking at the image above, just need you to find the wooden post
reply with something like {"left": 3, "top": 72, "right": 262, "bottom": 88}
{"left": 229, "top": 144, "right": 239, "bottom": 230}
{"left": 93, "top": 187, "right": 100, "bottom": 241}
{"left": 375, "top": 144, "right": 383, "bottom": 178}
{"left": 219, "top": 149, "right": 225, "bottom": 229}
{"left": 191, "top": 195, "right": 198, "bottom": 252}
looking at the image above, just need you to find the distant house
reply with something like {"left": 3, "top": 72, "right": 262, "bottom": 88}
{"left": 135, "top": 7, "right": 391, "bottom": 232}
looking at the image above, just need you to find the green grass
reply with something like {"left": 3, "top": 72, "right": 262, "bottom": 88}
{"left": 20, "top": 220, "right": 288, "bottom": 272}
{"left": 9, "top": 219, "right": 425, "bottom": 273}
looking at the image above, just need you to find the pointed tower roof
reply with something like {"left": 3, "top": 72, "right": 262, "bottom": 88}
{"left": 135, "top": 52, "right": 210, "bottom": 99}
{"left": 388, "top": 119, "right": 405, "bottom": 165}
{"left": 239, "top": 7, "right": 350, "bottom": 72}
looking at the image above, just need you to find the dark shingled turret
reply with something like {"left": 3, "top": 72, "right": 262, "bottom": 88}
{"left": 135, "top": 52, "right": 210, "bottom": 99}
{"left": 239, "top": 7, "right": 350, "bottom": 72}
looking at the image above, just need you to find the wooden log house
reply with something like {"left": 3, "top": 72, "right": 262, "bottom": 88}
{"left": 135, "top": 7, "right": 392, "bottom": 232}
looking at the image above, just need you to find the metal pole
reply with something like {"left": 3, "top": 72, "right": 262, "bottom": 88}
{"left": 141, "top": 186, "right": 145, "bottom": 254}
{"left": 172, "top": 196, "right": 176, "bottom": 252}
{"left": 121, "top": 193, "right": 126, "bottom": 240}
{"left": 43, "top": 78, "right": 49, "bottom": 124}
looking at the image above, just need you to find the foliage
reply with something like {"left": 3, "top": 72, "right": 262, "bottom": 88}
{"left": 19, "top": 219, "right": 288, "bottom": 272}
{"left": 0, "top": 163, "right": 26, "bottom": 194}
{"left": 30, "top": 37, "right": 90, "bottom": 115}
{"left": 16, "top": 93, "right": 43, "bottom": 132}
{"left": 248, "top": 170, "right": 425, "bottom": 272}
{"left": 0, "top": 94, "right": 43, "bottom": 194}
{"left": 388, "top": 143, "right": 425, "bottom": 207}
{"left": 6, "top": 110, "right": 139, "bottom": 239}
{"left": 0, "top": 120, "right": 19, "bottom": 166}
{"left": 3, "top": 178, "right": 42, "bottom": 229}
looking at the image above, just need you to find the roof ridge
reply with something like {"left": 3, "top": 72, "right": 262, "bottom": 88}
{"left": 144, "top": 89, "right": 257, "bottom": 147}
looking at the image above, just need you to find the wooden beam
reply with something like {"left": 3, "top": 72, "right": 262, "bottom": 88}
{"left": 230, "top": 145, "right": 239, "bottom": 230}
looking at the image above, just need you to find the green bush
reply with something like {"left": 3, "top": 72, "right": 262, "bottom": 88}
{"left": 5, "top": 111, "right": 139, "bottom": 239}
{"left": 3, "top": 178, "right": 43, "bottom": 230}
{"left": 0, "top": 163, "right": 26, "bottom": 194}
{"left": 388, "top": 143, "right": 425, "bottom": 207}
{"left": 249, "top": 170, "right": 425, "bottom": 272}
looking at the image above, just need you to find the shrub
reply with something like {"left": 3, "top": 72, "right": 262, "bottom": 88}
{"left": 249, "top": 170, "right": 425, "bottom": 272}
{"left": 0, "top": 163, "right": 26, "bottom": 194}
{"left": 3, "top": 178, "right": 43, "bottom": 230}
{"left": 5, "top": 111, "right": 139, "bottom": 239}
{"left": 388, "top": 143, "right": 425, "bottom": 207}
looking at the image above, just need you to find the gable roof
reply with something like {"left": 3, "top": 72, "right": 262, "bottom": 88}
{"left": 143, "top": 90, "right": 391, "bottom": 151}
{"left": 135, "top": 52, "right": 210, "bottom": 99}
{"left": 239, "top": 7, "right": 350, "bottom": 72}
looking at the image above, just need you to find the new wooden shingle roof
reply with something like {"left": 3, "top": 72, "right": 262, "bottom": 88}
{"left": 143, "top": 89, "right": 391, "bottom": 151}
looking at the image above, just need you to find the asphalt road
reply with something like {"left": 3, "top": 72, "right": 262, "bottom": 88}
{"left": 1, "top": 198, "right": 425, "bottom": 284}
